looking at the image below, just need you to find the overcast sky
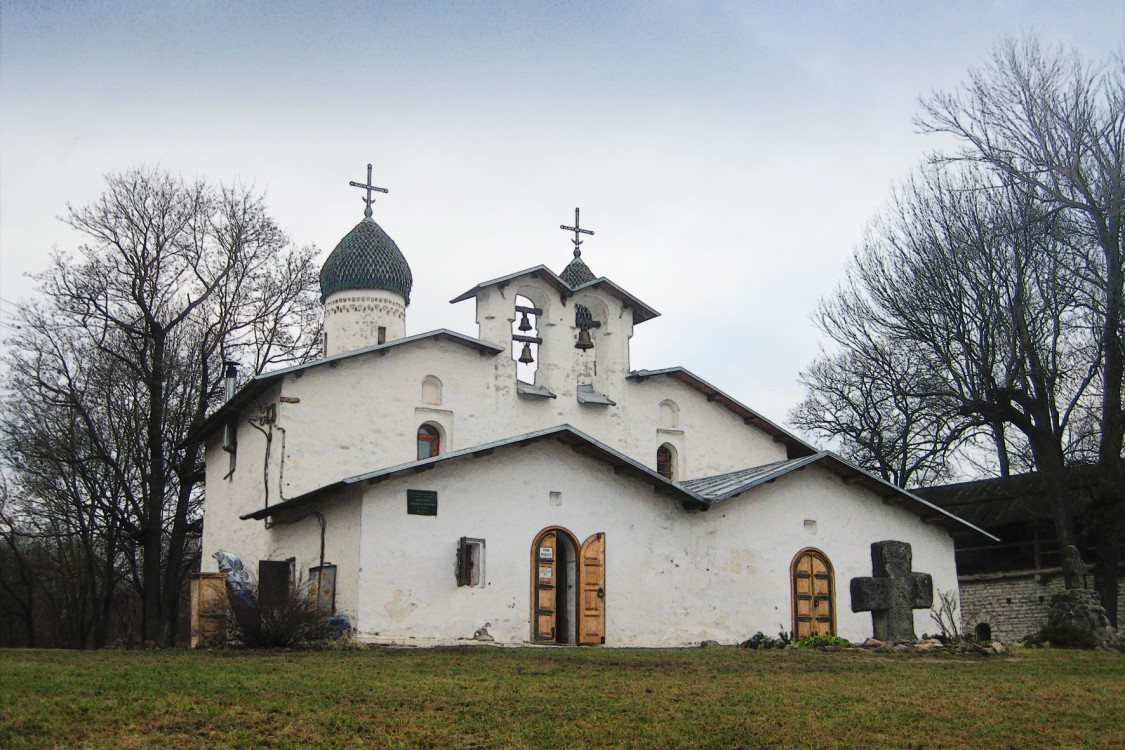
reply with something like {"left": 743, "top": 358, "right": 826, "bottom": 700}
{"left": 1, "top": 1, "right": 1122, "bottom": 431}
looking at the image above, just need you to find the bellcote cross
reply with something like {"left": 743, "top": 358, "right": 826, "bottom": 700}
{"left": 349, "top": 163, "right": 389, "bottom": 219}
{"left": 561, "top": 207, "right": 594, "bottom": 258}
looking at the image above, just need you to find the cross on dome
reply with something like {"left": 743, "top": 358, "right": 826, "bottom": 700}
{"left": 349, "top": 163, "right": 389, "bottom": 219}
{"left": 560, "top": 207, "right": 594, "bottom": 258}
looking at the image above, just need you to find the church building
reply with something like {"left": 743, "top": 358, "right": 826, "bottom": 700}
{"left": 196, "top": 167, "right": 991, "bottom": 646}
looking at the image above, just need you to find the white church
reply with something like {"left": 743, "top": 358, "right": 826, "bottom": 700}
{"left": 196, "top": 169, "right": 990, "bottom": 646}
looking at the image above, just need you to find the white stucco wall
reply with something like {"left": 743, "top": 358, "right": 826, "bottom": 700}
{"left": 351, "top": 441, "right": 959, "bottom": 645}
{"left": 199, "top": 264, "right": 960, "bottom": 647}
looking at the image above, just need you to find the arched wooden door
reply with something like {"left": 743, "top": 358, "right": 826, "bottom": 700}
{"left": 791, "top": 548, "right": 835, "bottom": 639}
{"left": 531, "top": 528, "right": 605, "bottom": 644}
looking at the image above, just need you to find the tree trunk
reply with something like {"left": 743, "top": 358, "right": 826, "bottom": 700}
{"left": 142, "top": 332, "right": 169, "bottom": 646}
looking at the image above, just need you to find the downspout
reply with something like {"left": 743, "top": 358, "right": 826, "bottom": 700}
{"left": 221, "top": 361, "right": 238, "bottom": 480}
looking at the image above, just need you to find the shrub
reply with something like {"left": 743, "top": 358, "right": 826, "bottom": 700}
{"left": 227, "top": 582, "right": 328, "bottom": 648}
{"left": 738, "top": 629, "right": 794, "bottom": 649}
{"left": 1029, "top": 623, "right": 1100, "bottom": 650}
{"left": 794, "top": 634, "right": 850, "bottom": 649}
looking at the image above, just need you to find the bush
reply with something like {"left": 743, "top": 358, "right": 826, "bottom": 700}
{"left": 794, "top": 634, "right": 850, "bottom": 649}
{"left": 738, "top": 629, "right": 793, "bottom": 649}
{"left": 1028, "top": 624, "right": 1100, "bottom": 650}
{"left": 227, "top": 583, "right": 328, "bottom": 648}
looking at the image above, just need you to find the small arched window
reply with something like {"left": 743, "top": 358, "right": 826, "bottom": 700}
{"left": 417, "top": 424, "right": 441, "bottom": 460}
{"left": 656, "top": 444, "right": 675, "bottom": 480}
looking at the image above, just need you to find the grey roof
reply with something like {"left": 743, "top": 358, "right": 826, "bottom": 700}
{"left": 577, "top": 383, "right": 616, "bottom": 405}
{"left": 680, "top": 451, "right": 998, "bottom": 540}
{"left": 241, "top": 424, "right": 707, "bottom": 520}
{"left": 560, "top": 255, "right": 596, "bottom": 287}
{"left": 236, "top": 423, "right": 995, "bottom": 540}
{"left": 450, "top": 265, "right": 660, "bottom": 325}
{"left": 681, "top": 455, "right": 823, "bottom": 501}
{"left": 320, "top": 218, "right": 413, "bottom": 303}
{"left": 187, "top": 330, "right": 504, "bottom": 443}
{"left": 627, "top": 367, "right": 816, "bottom": 458}
{"left": 517, "top": 381, "right": 557, "bottom": 398}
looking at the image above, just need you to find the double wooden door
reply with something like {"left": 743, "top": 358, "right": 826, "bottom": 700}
{"left": 533, "top": 529, "right": 605, "bottom": 645}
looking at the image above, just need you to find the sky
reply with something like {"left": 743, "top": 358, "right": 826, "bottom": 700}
{"left": 1, "top": 1, "right": 1122, "bottom": 432}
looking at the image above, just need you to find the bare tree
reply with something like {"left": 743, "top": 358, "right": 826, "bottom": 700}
{"left": 918, "top": 37, "right": 1123, "bottom": 615}
{"left": 1, "top": 168, "right": 321, "bottom": 646}
{"left": 802, "top": 161, "right": 1100, "bottom": 588}
{"left": 791, "top": 341, "right": 970, "bottom": 488}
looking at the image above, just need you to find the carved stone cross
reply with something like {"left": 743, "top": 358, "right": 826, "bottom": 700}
{"left": 850, "top": 540, "right": 933, "bottom": 642}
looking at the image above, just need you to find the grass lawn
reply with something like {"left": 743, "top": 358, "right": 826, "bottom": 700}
{"left": 1, "top": 645, "right": 1122, "bottom": 749}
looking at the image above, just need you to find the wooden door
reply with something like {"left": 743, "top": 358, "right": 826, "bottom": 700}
{"left": 792, "top": 548, "right": 835, "bottom": 639}
{"left": 578, "top": 533, "right": 606, "bottom": 645}
{"left": 533, "top": 530, "right": 558, "bottom": 642}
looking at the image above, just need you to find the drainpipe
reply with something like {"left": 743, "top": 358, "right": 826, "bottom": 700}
{"left": 222, "top": 361, "right": 238, "bottom": 454}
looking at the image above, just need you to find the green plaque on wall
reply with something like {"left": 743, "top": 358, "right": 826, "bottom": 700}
{"left": 407, "top": 489, "right": 438, "bottom": 516}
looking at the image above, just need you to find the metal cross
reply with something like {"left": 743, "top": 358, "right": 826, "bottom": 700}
{"left": 560, "top": 207, "right": 594, "bottom": 257}
{"left": 349, "top": 163, "right": 389, "bottom": 219}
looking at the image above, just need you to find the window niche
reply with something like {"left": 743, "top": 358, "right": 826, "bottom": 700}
{"left": 421, "top": 375, "right": 443, "bottom": 405}
{"left": 457, "top": 537, "right": 485, "bottom": 587}
{"left": 659, "top": 399, "right": 680, "bottom": 429}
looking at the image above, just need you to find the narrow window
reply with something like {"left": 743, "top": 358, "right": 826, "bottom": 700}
{"left": 656, "top": 444, "right": 675, "bottom": 480}
{"left": 417, "top": 424, "right": 440, "bottom": 459}
{"left": 377, "top": 326, "right": 387, "bottom": 345}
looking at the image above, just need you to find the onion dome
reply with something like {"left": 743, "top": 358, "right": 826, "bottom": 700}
{"left": 319, "top": 218, "right": 413, "bottom": 304}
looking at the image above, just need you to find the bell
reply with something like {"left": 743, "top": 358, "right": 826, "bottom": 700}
{"left": 518, "top": 342, "right": 535, "bottom": 364}
{"left": 518, "top": 311, "right": 533, "bottom": 332}
{"left": 575, "top": 327, "right": 594, "bottom": 351}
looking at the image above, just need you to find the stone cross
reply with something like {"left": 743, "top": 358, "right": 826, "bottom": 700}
{"left": 349, "top": 163, "right": 389, "bottom": 219}
{"left": 850, "top": 540, "right": 933, "bottom": 642}
{"left": 561, "top": 207, "right": 594, "bottom": 257}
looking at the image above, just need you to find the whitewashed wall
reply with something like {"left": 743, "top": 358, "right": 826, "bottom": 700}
{"left": 351, "top": 441, "right": 958, "bottom": 645}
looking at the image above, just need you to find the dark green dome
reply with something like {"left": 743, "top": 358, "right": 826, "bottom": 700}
{"left": 320, "top": 218, "right": 413, "bottom": 304}
{"left": 560, "top": 255, "right": 595, "bottom": 287}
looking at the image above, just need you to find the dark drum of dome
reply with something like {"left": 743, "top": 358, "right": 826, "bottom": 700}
{"left": 560, "top": 256, "right": 595, "bottom": 288}
{"left": 320, "top": 218, "right": 413, "bottom": 303}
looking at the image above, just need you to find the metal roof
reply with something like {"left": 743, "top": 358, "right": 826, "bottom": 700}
{"left": 450, "top": 266, "right": 660, "bottom": 325}
{"left": 681, "top": 455, "right": 824, "bottom": 501}
{"left": 236, "top": 423, "right": 995, "bottom": 540}
{"left": 241, "top": 424, "right": 708, "bottom": 520}
{"left": 187, "top": 330, "right": 504, "bottom": 443}
{"left": 627, "top": 367, "right": 817, "bottom": 458}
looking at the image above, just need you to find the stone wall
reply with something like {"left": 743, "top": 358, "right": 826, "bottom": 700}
{"left": 959, "top": 568, "right": 1125, "bottom": 643}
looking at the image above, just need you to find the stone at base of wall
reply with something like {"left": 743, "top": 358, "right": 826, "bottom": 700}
{"left": 958, "top": 569, "right": 1125, "bottom": 644}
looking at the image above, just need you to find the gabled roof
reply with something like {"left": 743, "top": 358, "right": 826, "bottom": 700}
{"left": 450, "top": 265, "right": 660, "bottom": 325}
{"left": 627, "top": 367, "right": 817, "bottom": 458}
{"left": 680, "top": 451, "right": 998, "bottom": 541}
{"left": 237, "top": 424, "right": 995, "bottom": 540}
{"left": 240, "top": 424, "right": 708, "bottom": 520}
{"left": 188, "top": 330, "right": 504, "bottom": 443}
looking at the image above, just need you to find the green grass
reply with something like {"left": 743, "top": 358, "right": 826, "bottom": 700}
{"left": 1, "top": 646, "right": 1122, "bottom": 749}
